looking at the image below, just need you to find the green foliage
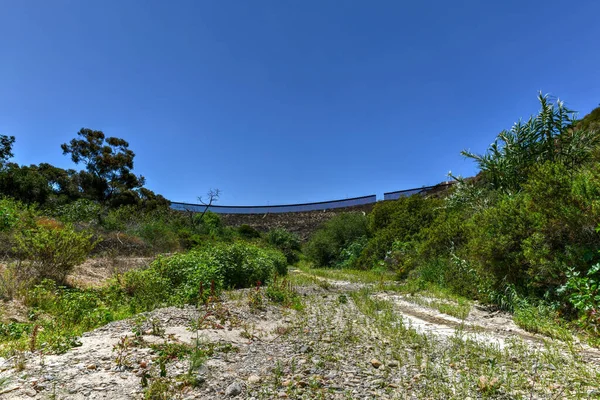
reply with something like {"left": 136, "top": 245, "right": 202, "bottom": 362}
{"left": 462, "top": 93, "right": 599, "bottom": 192}
{"left": 465, "top": 162, "right": 600, "bottom": 292}
{"left": 267, "top": 228, "right": 301, "bottom": 264}
{"left": 119, "top": 267, "right": 171, "bottom": 311}
{"left": 574, "top": 106, "right": 600, "bottom": 139}
{"left": 559, "top": 262, "right": 600, "bottom": 330}
{"left": 0, "top": 135, "right": 15, "bottom": 167}
{"left": 144, "top": 377, "right": 175, "bottom": 400}
{"left": 0, "top": 129, "right": 167, "bottom": 210}
{"left": 336, "top": 237, "right": 368, "bottom": 269}
{"left": 304, "top": 212, "right": 368, "bottom": 268}
{"left": 61, "top": 128, "right": 145, "bottom": 204}
{"left": 13, "top": 221, "right": 96, "bottom": 283}
{"left": 54, "top": 199, "right": 102, "bottom": 224}
{"left": 0, "top": 198, "right": 20, "bottom": 231}
{"left": 134, "top": 221, "right": 181, "bottom": 253}
{"left": 102, "top": 204, "right": 140, "bottom": 231}
{"left": 358, "top": 195, "right": 440, "bottom": 270}
{"left": 119, "top": 242, "right": 287, "bottom": 307}
{"left": 195, "top": 211, "right": 224, "bottom": 237}
{"left": 0, "top": 241, "right": 287, "bottom": 355}
{"left": 211, "top": 242, "right": 287, "bottom": 286}
{"left": 0, "top": 279, "right": 131, "bottom": 354}
{"left": 265, "top": 276, "right": 303, "bottom": 310}
{"left": 237, "top": 224, "right": 261, "bottom": 239}
{"left": 0, "top": 164, "right": 54, "bottom": 205}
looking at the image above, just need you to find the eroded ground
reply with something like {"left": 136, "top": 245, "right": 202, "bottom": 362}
{"left": 1, "top": 268, "right": 600, "bottom": 399}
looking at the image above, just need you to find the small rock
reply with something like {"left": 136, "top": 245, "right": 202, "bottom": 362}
{"left": 86, "top": 364, "right": 97, "bottom": 370}
{"left": 247, "top": 375, "right": 261, "bottom": 384}
{"left": 388, "top": 361, "right": 398, "bottom": 368}
{"left": 225, "top": 381, "right": 243, "bottom": 397}
{"left": 370, "top": 359, "right": 382, "bottom": 369}
{"left": 299, "top": 345, "right": 312, "bottom": 354}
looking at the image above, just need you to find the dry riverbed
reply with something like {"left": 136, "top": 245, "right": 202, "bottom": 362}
{"left": 1, "top": 269, "right": 599, "bottom": 399}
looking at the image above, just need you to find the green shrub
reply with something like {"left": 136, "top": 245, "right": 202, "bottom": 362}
{"left": 13, "top": 220, "right": 96, "bottom": 284}
{"left": 464, "top": 162, "right": 600, "bottom": 294}
{"left": 305, "top": 212, "right": 368, "bottom": 268}
{"left": 237, "top": 224, "right": 261, "bottom": 239}
{"left": 212, "top": 242, "right": 287, "bottom": 287}
{"left": 412, "top": 254, "right": 489, "bottom": 300}
{"left": 194, "top": 211, "right": 224, "bottom": 236}
{"left": 54, "top": 199, "right": 102, "bottom": 224}
{"left": 134, "top": 221, "right": 181, "bottom": 253}
{"left": 337, "top": 237, "right": 368, "bottom": 269}
{"left": 0, "top": 198, "right": 20, "bottom": 231}
{"left": 119, "top": 267, "right": 172, "bottom": 311}
{"left": 119, "top": 242, "right": 287, "bottom": 305}
{"left": 558, "top": 262, "right": 600, "bottom": 330}
{"left": 462, "top": 93, "right": 599, "bottom": 192}
{"left": 358, "top": 196, "right": 440, "bottom": 269}
{"left": 102, "top": 204, "right": 140, "bottom": 231}
{"left": 267, "top": 228, "right": 301, "bottom": 264}
{"left": 14, "top": 280, "right": 130, "bottom": 353}
{"left": 265, "top": 276, "right": 302, "bottom": 310}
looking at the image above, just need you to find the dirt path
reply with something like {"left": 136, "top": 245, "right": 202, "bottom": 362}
{"left": 293, "top": 269, "right": 600, "bottom": 363}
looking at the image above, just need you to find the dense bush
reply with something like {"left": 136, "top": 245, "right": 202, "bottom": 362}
{"left": 357, "top": 195, "right": 441, "bottom": 270}
{"left": 54, "top": 199, "right": 102, "bottom": 225}
{"left": 336, "top": 237, "right": 368, "bottom": 269}
{"left": 267, "top": 228, "right": 301, "bottom": 264}
{"left": 13, "top": 220, "right": 96, "bottom": 284}
{"left": 464, "top": 162, "right": 600, "bottom": 293}
{"left": 0, "top": 197, "right": 21, "bottom": 231}
{"left": 237, "top": 224, "right": 261, "bottom": 239}
{"left": 559, "top": 261, "right": 600, "bottom": 330}
{"left": 134, "top": 220, "right": 182, "bottom": 253}
{"left": 119, "top": 242, "right": 287, "bottom": 308}
{"left": 304, "top": 212, "right": 368, "bottom": 268}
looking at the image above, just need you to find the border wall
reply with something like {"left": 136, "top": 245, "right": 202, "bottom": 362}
{"left": 170, "top": 194, "right": 377, "bottom": 214}
{"left": 170, "top": 183, "right": 454, "bottom": 215}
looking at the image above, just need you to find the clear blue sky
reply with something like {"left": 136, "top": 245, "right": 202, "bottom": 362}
{"left": 1, "top": 1, "right": 599, "bottom": 205}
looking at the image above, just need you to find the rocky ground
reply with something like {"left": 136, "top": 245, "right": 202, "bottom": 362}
{"left": 1, "top": 270, "right": 600, "bottom": 399}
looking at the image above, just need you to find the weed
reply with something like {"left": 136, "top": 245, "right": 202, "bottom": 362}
{"left": 12, "top": 350, "right": 26, "bottom": 371}
{"left": 113, "top": 336, "right": 133, "bottom": 369}
{"left": 143, "top": 377, "right": 174, "bottom": 400}
{"left": 247, "top": 282, "right": 264, "bottom": 310}
{"left": 150, "top": 318, "right": 165, "bottom": 337}
{"left": 28, "top": 324, "right": 39, "bottom": 352}
{"left": 132, "top": 314, "right": 147, "bottom": 337}
{"left": 265, "top": 277, "right": 303, "bottom": 310}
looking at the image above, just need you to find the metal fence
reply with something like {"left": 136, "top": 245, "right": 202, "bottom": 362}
{"left": 170, "top": 183, "right": 455, "bottom": 215}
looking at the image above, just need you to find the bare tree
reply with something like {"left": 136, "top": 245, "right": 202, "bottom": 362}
{"left": 197, "top": 188, "right": 221, "bottom": 221}
{"left": 181, "top": 189, "right": 221, "bottom": 227}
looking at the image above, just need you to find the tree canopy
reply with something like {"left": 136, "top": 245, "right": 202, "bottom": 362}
{"left": 0, "top": 134, "right": 15, "bottom": 167}
{"left": 61, "top": 128, "right": 146, "bottom": 203}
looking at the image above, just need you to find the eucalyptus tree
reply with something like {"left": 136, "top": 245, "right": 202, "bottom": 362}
{"left": 61, "top": 128, "right": 146, "bottom": 204}
{"left": 0, "top": 134, "right": 15, "bottom": 168}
